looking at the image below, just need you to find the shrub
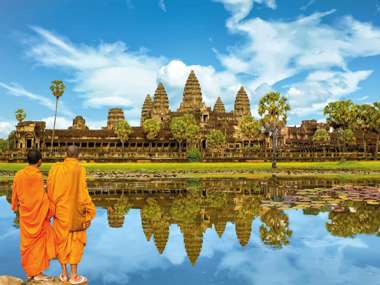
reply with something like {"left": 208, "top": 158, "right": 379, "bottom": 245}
{"left": 187, "top": 147, "right": 202, "bottom": 162}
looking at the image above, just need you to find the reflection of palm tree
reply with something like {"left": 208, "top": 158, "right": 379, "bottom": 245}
{"left": 259, "top": 208, "right": 292, "bottom": 248}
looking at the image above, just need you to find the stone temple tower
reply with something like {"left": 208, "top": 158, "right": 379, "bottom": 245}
{"left": 234, "top": 86, "right": 251, "bottom": 117}
{"left": 213, "top": 97, "right": 226, "bottom": 113}
{"left": 107, "top": 108, "right": 125, "bottom": 129}
{"left": 141, "top": 94, "right": 153, "bottom": 126}
{"left": 152, "top": 83, "right": 170, "bottom": 122}
{"left": 178, "top": 70, "right": 204, "bottom": 112}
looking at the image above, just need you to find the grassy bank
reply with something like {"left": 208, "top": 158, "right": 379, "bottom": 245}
{"left": 179, "top": 172, "right": 380, "bottom": 181}
{"left": 0, "top": 161, "right": 380, "bottom": 173}
{"left": 1, "top": 172, "right": 380, "bottom": 183}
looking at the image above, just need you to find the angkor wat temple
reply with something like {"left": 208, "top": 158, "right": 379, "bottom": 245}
{"left": 4, "top": 71, "right": 379, "bottom": 161}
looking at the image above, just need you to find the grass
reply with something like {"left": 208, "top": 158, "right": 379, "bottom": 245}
{"left": 1, "top": 161, "right": 380, "bottom": 173}
{"left": 179, "top": 172, "right": 380, "bottom": 181}
{"left": 1, "top": 172, "right": 379, "bottom": 182}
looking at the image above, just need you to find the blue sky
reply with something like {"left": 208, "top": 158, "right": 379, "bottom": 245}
{"left": 1, "top": 0, "right": 380, "bottom": 138}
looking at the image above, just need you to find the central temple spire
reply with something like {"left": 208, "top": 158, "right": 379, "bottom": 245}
{"left": 178, "top": 70, "right": 204, "bottom": 112}
{"left": 152, "top": 83, "right": 169, "bottom": 118}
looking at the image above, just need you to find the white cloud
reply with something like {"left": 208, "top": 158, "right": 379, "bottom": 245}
{"left": 286, "top": 70, "right": 373, "bottom": 120}
{"left": 42, "top": 116, "right": 72, "bottom": 129}
{"left": 214, "top": 0, "right": 277, "bottom": 29}
{"left": 0, "top": 121, "right": 14, "bottom": 139}
{"left": 158, "top": 60, "right": 241, "bottom": 110}
{"left": 0, "top": 82, "right": 73, "bottom": 117}
{"left": 0, "top": 82, "right": 55, "bottom": 110}
{"left": 28, "top": 27, "right": 165, "bottom": 124}
{"left": 158, "top": 0, "right": 167, "bottom": 12}
{"left": 214, "top": 4, "right": 380, "bottom": 120}
{"left": 24, "top": 5, "right": 380, "bottom": 126}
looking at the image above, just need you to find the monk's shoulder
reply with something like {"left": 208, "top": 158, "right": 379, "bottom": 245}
{"left": 49, "top": 162, "right": 65, "bottom": 173}
{"left": 13, "top": 169, "right": 24, "bottom": 181}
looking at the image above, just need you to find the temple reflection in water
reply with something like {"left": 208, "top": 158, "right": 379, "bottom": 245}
{"left": 2, "top": 177, "right": 380, "bottom": 265}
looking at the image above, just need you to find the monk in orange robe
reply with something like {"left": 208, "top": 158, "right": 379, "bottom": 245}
{"left": 48, "top": 145, "right": 96, "bottom": 284}
{"left": 11, "top": 149, "right": 55, "bottom": 281}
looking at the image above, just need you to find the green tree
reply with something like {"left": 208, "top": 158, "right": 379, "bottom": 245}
{"left": 323, "top": 100, "right": 357, "bottom": 130}
{"left": 372, "top": 102, "right": 380, "bottom": 157}
{"left": 170, "top": 114, "right": 200, "bottom": 152}
{"left": 354, "top": 104, "right": 375, "bottom": 155}
{"left": 49, "top": 80, "right": 65, "bottom": 153}
{"left": 207, "top": 129, "right": 226, "bottom": 157}
{"left": 259, "top": 208, "right": 292, "bottom": 248}
{"left": 258, "top": 92, "right": 290, "bottom": 169}
{"left": 312, "top": 127, "right": 330, "bottom": 156}
{"left": 324, "top": 100, "right": 357, "bottom": 153}
{"left": 143, "top": 118, "right": 161, "bottom": 140}
{"left": 114, "top": 120, "right": 132, "bottom": 148}
{"left": 187, "top": 147, "right": 202, "bottom": 162}
{"left": 7, "top": 131, "right": 16, "bottom": 150}
{"left": 336, "top": 128, "right": 356, "bottom": 152}
{"left": 0, "top": 139, "right": 8, "bottom": 152}
{"left": 238, "top": 115, "right": 261, "bottom": 142}
{"left": 15, "top": 109, "right": 26, "bottom": 123}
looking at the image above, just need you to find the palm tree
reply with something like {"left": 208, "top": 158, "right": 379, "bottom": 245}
{"left": 49, "top": 80, "right": 65, "bottom": 153}
{"left": 15, "top": 109, "right": 26, "bottom": 124}
{"left": 258, "top": 92, "right": 290, "bottom": 169}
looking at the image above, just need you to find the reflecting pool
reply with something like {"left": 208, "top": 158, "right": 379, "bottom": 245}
{"left": 1, "top": 178, "right": 380, "bottom": 284}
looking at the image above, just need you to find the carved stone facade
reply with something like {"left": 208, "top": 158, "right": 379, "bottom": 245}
{"left": 6, "top": 70, "right": 379, "bottom": 162}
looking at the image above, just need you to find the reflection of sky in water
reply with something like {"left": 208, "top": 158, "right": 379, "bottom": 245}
{"left": 1, "top": 197, "right": 380, "bottom": 284}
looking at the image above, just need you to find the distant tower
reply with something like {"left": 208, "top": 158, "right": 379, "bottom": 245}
{"left": 141, "top": 94, "right": 153, "bottom": 126}
{"left": 234, "top": 87, "right": 251, "bottom": 117}
{"left": 235, "top": 219, "right": 252, "bottom": 246}
{"left": 152, "top": 83, "right": 170, "bottom": 122}
{"left": 107, "top": 108, "right": 125, "bottom": 129}
{"left": 107, "top": 207, "right": 125, "bottom": 228}
{"left": 69, "top": 116, "right": 88, "bottom": 130}
{"left": 214, "top": 220, "right": 227, "bottom": 238}
{"left": 140, "top": 211, "right": 153, "bottom": 241}
{"left": 182, "top": 224, "right": 204, "bottom": 266}
{"left": 178, "top": 70, "right": 204, "bottom": 112}
{"left": 153, "top": 221, "right": 169, "bottom": 254}
{"left": 213, "top": 97, "right": 226, "bottom": 113}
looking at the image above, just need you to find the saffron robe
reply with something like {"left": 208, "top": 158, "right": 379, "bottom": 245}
{"left": 47, "top": 158, "right": 96, "bottom": 265}
{"left": 12, "top": 166, "right": 55, "bottom": 277}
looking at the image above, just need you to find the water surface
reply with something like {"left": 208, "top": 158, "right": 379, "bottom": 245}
{"left": 1, "top": 178, "right": 380, "bottom": 285}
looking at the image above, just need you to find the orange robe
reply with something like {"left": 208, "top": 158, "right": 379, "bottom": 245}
{"left": 47, "top": 158, "right": 96, "bottom": 265}
{"left": 11, "top": 166, "right": 55, "bottom": 277}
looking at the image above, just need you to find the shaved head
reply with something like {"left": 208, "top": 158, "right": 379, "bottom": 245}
{"left": 67, "top": 145, "right": 80, "bottom": 158}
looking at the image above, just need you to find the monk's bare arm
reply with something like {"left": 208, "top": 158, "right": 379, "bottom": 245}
{"left": 80, "top": 167, "right": 96, "bottom": 221}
